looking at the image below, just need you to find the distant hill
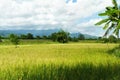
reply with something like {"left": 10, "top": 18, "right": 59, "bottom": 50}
{"left": 70, "top": 33, "right": 98, "bottom": 39}
{"left": 0, "top": 29, "right": 98, "bottom": 39}
{"left": 0, "top": 29, "right": 59, "bottom": 36}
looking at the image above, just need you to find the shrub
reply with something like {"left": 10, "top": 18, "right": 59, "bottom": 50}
{"left": 0, "top": 36, "right": 2, "bottom": 42}
{"left": 108, "top": 35, "right": 117, "bottom": 43}
{"left": 9, "top": 34, "right": 20, "bottom": 48}
{"left": 108, "top": 46, "right": 120, "bottom": 57}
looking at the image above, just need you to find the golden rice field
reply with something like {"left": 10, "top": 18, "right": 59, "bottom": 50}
{"left": 0, "top": 43, "right": 120, "bottom": 80}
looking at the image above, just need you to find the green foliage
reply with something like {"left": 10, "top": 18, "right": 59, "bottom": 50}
{"left": 108, "top": 46, "right": 120, "bottom": 57}
{"left": 98, "top": 13, "right": 108, "bottom": 16}
{"left": 98, "top": 37, "right": 102, "bottom": 40}
{"left": 95, "top": 18, "right": 109, "bottom": 25}
{"left": 112, "top": 0, "right": 118, "bottom": 8}
{"left": 50, "top": 32, "right": 57, "bottom": 42}
{"left": 1, "top": 63, "right": 120, "bottom": 80}
{"left": 20, "top": 33, "right": 34, "bottom": 39}
{"left": 42, "top": 35, "right": 48, "bottom": 39}
{"left": 95, "top": 0, "right": 120, "bottom": 38}
{"left": 0, "top": 44, "right": 120, "bottom": 80}
{"left": 78, "top": 34, "right": 85, "bottom": 40}
{"left": 57, "top": 30, "right": 69, "bottom": 43}
{"left": 100, "top": 35, "right": 117, "bottom": 43}
{"left": 50, "top": 30, "right": 70, "bottom": 43}
{"left": 102, "top": 38, "right": 109, "bottom": 43}
{"left": 9, "top": 34, "right": 19, "bottom": 47}
{"left": 26, "top": 33, "right": 34, "bottom": 39}
{"left": 36, "top": 35, "right": 42, "bottom": 39}
{"left": 0, "top": 35, "right": 2, "bottom": 42}
{"left": 109, "top": 35, "right": 117, "bottom": 43}
{"left": 72, "top": 37, "right": 79, "bottom": 42}
{"left": 20, "top": 34, "right": 27, "bottom": 39}
{"left": 103, "top": 21, "right": 110, "bottom": 30}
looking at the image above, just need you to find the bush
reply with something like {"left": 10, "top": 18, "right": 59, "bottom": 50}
{"left": 20, "top": 34, "right": 27, "bottom": 39}
{"left": 101, "top": 35, "right": 117, "bottom": 43}
{"left": 109, "top": 35, "right": 117, "bottom": 43}
{"left": 102, "top": 38, "right": 109, "bottom": 43}
{"left": 50, "top": 30, "right": 69, "bottom": 43}
{"left": 0, "top": 36, "right": 2, "bottom": 42}
{"left": 72, "top": 37, "right": 79, "bottom": 42}
{"left": 26, "top": 33, "right": 34, "bottom": 39}
{"left": 78, "top": 34, "right": 85, "bottom": 40}
{"left": 9, "top": 34, "right": 20, "bottom": 48}
{"left": 108, "top": 46, "right": 120, "bottom": 57}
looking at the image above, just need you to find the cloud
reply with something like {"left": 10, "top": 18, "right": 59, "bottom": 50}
{"left": 0, "top": 0, "right": 115, "bottom": 36}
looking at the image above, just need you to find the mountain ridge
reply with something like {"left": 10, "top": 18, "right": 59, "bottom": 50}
{"left": 0, "top": 29, "right": 98, "bottom": 39}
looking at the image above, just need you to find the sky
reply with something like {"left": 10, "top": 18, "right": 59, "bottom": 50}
{"left": 0, "top": 0, "right": 119, "bottom": 36}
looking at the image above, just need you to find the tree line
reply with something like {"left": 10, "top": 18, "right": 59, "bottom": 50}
{"left": 0, "top": 30, "right": 119, "bottom": 48}
{"left": 0, "top": 30, "right": 86, "bottom": 45}
{"left": 98, "top": 35, "right": 119, "bottom": 43}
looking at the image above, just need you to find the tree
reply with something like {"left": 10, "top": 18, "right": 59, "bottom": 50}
{"left": 102, "top": 38, "right": 109, "bottom": 43}
{"left": 98, "top": 37, "right": 102, "bottom": 40}
{"left": 50, "top": 32, "right": 57, "bottom": 42}
{"left": 26, "top": 33, "right": 34, "bottom": 39}
{"left": 9, "top": 34, "right": 20, "bottom": 48}
{"left": 95, "top": 0, "right": 120, "bottom": 38}
{"left": 42, "top": 35, "right": 48, "bottom": 39}
{"left": 20, "top": 34, "right": 27, "bottom": 39}
{"left": 78, "top": 34, "right": 85, "bottom": 40}
{"left": 36, "top": 35, "right": 41, "bottom": 39}
{"left": 72, "top": 37, "right": 79, "bottom": 42}
{"left": 57, "top": 30, "right": 69, "bottom": 43}
{"left": 68, "top": 36, "right": 72, "bottom": 41}
{"left": 0, "top": 35, "right": 2, "bottom": 42}
{"left": 50, "top": 30, "right": 70, "bottom": 43}
{"left": 95, "top": 0, "right": 120, "bottom": 55}
{"left": 109, "top": 35, "right": 117, "bottom": 43}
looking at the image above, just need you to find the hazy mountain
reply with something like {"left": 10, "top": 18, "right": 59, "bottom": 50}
{"left": 0, "top": 29, "right": 98, "bottom": 39}
{"left": 70, "top": 33, "right": 97, "bottom": 39}
{"left": 0, "top": 29, "right": 59, "bottom": 36}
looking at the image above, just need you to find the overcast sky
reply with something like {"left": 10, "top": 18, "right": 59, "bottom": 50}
{"left": 0, "top": 0, "right": 119, "bottom": 36}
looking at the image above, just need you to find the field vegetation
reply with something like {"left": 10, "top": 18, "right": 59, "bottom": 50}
{"left": 0, "top": 42, "right": 120, "bottom": 80}
{"left": 0, "top": 0, "right": 120, "bottom": 79}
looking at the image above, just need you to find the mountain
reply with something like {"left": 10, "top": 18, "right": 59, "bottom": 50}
{"left": 0, "top": 29, "right": 98, "bottom": 39}
{"left": 0, "top": 29, "right": 59, "bottom": 36}
{"left": 70, "top": 33, "right": 97, "bottom": 39}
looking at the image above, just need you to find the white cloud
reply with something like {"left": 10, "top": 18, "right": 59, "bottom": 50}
{"left": 76, "top": 18, "right": 102, "bottom": 28}
{"left": 74, "top": 18, "right": 104, "bottom": 36}
{"left": 0, "top": 0, "right": 115, "bottom": 36}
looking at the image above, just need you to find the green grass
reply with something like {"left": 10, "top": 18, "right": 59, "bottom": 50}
{"left": 0, "top": 39, "right": 102, "bottom": 45}
{"left": 0, "top": 43, "right": 120, "bottom": 80}
{"left": 0, "top": 39, "right": 58, "bottom": 45}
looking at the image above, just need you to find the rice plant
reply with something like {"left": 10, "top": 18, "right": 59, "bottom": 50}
{"left": 0, "top": 43, "right": 120, "bottom": 80}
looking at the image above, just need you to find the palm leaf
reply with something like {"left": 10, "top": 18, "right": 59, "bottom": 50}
{"left": 98, "top": 13, "right": 108, "bottom": 16}
{"left": 95, "top": 18, "right": 109, "bottom": 25}
{"left": 104, "top": 23, "right": 115, "bottom": 37}
{"left": 117, "top": 21, "right": 120, "bottom": 29}
{"left": 113, "top": 22, "right": 120, "bottom": 37}
{"left": 112, "top": 0, "right": 118, "bottom": 9}
{"left": 113, "top": 28, "right": 119, "bottom": 37}
{"left": 106, "top": 9, "right": 120, "bottom": 15}
{"left": 103, "top": 21, "right": 110, "bottom": 30}
{"left": 96, "top": 0, "right": 120, "bottom": 38}
{"left": 106, "top": 6, "right": 114, "bottom": 10}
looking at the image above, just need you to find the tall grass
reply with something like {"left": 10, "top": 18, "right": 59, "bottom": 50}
{"left": 0, "top": 43, "right": 120, "bottom": 80}
{"left": 1, "top": 63, "right": 120, "bottom": 80}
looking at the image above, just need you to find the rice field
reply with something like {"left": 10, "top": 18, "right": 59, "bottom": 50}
{"left": 0, "top": 43, "right": 120, "bottom": 80}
